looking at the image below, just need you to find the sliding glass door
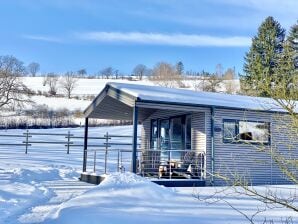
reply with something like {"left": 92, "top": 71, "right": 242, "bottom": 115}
{"left": 160, "top": 119, "right": 170, "bottom": 161}
{"left": 150, "top": 115, "right": 191, "bottom": 161}
{"left": 170, "top": 117, "right": 184, "bottom": 159}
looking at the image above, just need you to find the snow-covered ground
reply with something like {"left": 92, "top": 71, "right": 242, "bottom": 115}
{"left": 23, "top": 77, "right": 154, "bottom": 96}
{"left": 22, "top": 77, "right": 240, "bottom": 111}
{"left": 0, "top": 126, "right": 297, "bottom": 224}
{"left": 23, "top": 77, "right": 154, "bottom": 111}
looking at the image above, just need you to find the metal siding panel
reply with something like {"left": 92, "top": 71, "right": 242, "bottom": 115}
{"left": 213, "top": 109, "right": 298, "bottom": 186}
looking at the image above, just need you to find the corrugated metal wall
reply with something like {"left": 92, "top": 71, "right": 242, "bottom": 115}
{"left": 213, "top": 108, "right": 298, "bottom": 186}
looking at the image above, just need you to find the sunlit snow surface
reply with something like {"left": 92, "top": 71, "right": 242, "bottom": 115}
{"left": 108, "top": 82, "right": 296, "bottom": 113}
{"left": 0, "top": 126, "right": 297, "bottom": 224}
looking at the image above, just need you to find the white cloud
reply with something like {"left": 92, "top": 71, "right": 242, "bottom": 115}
{"left": 76, "top": 31, "right": 251, "bottom": 47}
{"left": 22, "top": 34, "right": 62, "bottom": 43}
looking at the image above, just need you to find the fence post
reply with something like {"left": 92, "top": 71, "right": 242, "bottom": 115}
{"left": 67, "top": 131, "right": 70, "bottom": 154}
{"left": 104, "top": 132, "right": 109, "bottom": 174}
{"left": 93, "top": 150, "right": 97, "bottom": 173}
{"left": 120, "top": 150, "right": 123, "bottom": 172}
{"left": 117, "top": 149, "right": 120, "bottom": 172}
{"left": 25, "top": 130, "right": 29, "bottom": 154}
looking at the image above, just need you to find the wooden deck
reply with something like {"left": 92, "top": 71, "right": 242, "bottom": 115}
{"left": 80, "top": 173, "right": 205, "bottom": 187}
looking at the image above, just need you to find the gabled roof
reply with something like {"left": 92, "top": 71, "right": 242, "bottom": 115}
{"left": 107, "top": 82, "right": 294, "bottom": 113}
{"left": 84, "top": 82, "right": 296, "bottom": 120}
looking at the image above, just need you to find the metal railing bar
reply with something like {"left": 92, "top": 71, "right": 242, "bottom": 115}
{"left": 104, "top": 135, "right": 141, "bottom": 138}
{"left": 103, "top": 142, "right": 141, "bottom": 146}
{"left": 24, "top": 132, "right": 74, "bottom": 136}
{"left": 69, "top": 136, "right": 111, "bottom": 140}
{"left": 24, "top": 141, "right": 74, "bottom": 144}
{"left": 145, "top": 149, "right": 200, "bottom": 152}
{"left": 87, "top": 148, "right": 142, "bottom": 152}
{"left": 67, "top": 144, "right": 108, "bottom": 147}
{"left": 0, "top": 134, "right": 32, "bottom": 137}
{"left": 0, "top": 143, "right": 32, "bottom": 146}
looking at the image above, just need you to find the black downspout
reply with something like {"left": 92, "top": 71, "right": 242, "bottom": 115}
{"left": 132, "top": 105, "right": 138, "bottom": 173}
{"left": 211, "top": 106, "right": 215, "bottom": 185}
{"left": 83, "top": 117, "right": 89, "bottom": 172}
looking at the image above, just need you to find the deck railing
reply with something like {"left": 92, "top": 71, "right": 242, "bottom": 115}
{"left": 140, "top": 149, "right": 205, "bottom": 180}
{"left": 89, "top": 147, "right": 205, "bottom": 180}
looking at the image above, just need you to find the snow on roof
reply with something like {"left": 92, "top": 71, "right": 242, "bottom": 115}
{"left": 108, "top": 82, "right": 296, "bottom": 113}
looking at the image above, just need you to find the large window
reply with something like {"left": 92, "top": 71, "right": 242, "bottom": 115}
{"left": 150, "top": 115, "right": 192, "bottom": 159}
{"left": 223, "top": 119, "right": 270, "bottom": 144}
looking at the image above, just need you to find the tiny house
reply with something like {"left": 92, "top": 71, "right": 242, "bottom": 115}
{"left": 81, "top": 82, "right": 298, "bottom": 186}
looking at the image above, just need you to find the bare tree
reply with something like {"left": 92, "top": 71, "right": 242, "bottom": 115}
{"left": 150, "top": 62, "right": 183, "bottom": 88}
{"left": 100, "top": 67, "right": 113, "bottom": 79}
{"left": 223, "top": 67, "right": 238, "bottom": 94}
{"left": 60, "top": 72, "right": 78, "bottom": 98}
{"left": 27, "top": 62, "right": 40, "bottom": 77}
{"left": 0, "top": 55, "right": 31, "bottom": 109}
{"left": 204, "top": 73, "right": 223, "bottom": 92}
{"left": 77, "top": 69, "right": 87, "bottom": 78}
{"left": 215, "top": 63, "right": 224, "bottom": 77}
{"left": 114, "top": 69, "right": 119, "bottom": 79}
{"left": 133, "top": 64, "right": 148, "bottom": 80}
{"left": 46, "top": 73, "right": 59, "bottom": 96}
{"left": 42, "top": 75, "right": 48, "bottom": 86}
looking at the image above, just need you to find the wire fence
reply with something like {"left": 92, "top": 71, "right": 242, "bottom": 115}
{"left": 0, "top": 131, "right": 205, "bottom": 180}
{"left": 0, "top": 130, "right": 139, "bottom": 155}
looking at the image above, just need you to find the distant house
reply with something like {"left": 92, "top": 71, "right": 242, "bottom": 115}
{"left": 81, "top": 82, "right": 298, "bottom": 186}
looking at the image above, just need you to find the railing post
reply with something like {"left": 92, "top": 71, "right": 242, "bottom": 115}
{"left": 104, "top": 132, "right": 109, "bottom": 174}
{"left": 83, "top": 118, "right": 88, "bottom": 172}
{"left": 25, "top": 130, "right": 29, "bottom": 154}
{"left": 211, "top": 106, "right": 215, "bottom": 185}
{"left": 169, "top": 150, "right": 172, "bottom": 179}
{"left": 67, "top": 130, "right": 70, "bottom": 154}
{"left": 132, "top": 105, "right": 138, "bottom": 173}
{"left": 200, "top": 153, "right": 203, "bottom": 180}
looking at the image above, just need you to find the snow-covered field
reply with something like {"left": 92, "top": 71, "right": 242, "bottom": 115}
{"left": 0, "top": 126, "right": 297, "bottom": 224}
{"left": 23, "top": 77, "right": 155, "bottom": 96}
{"left": 23, "top": 77, "right": 154, "bottom": 111}
{"left": 22, "top": 77, "right": 240, "bottom": 111}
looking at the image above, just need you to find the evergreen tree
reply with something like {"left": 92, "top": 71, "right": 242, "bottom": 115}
{"left": 287, "top": 21, "right": 298, "bottom": 69}
{"left": 176, "top": 61, "right": 184, "bottom": 76}
{"left": 242, "top": 16, "right": 285, "bottom": 97}
{"left": 273, "top": 41, "right": 298, "bottom": 100}
{"left": 272, "top": 21, "right": 298, "bottom": 101}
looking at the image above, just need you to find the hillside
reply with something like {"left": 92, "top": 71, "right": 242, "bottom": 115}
{"left": 1, "top": 77, "right": 240, "bottom": 129}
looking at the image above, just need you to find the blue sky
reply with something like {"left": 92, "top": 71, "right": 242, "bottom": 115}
{"left": 0, "top": 0, "right": 297, "bottom": 75}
